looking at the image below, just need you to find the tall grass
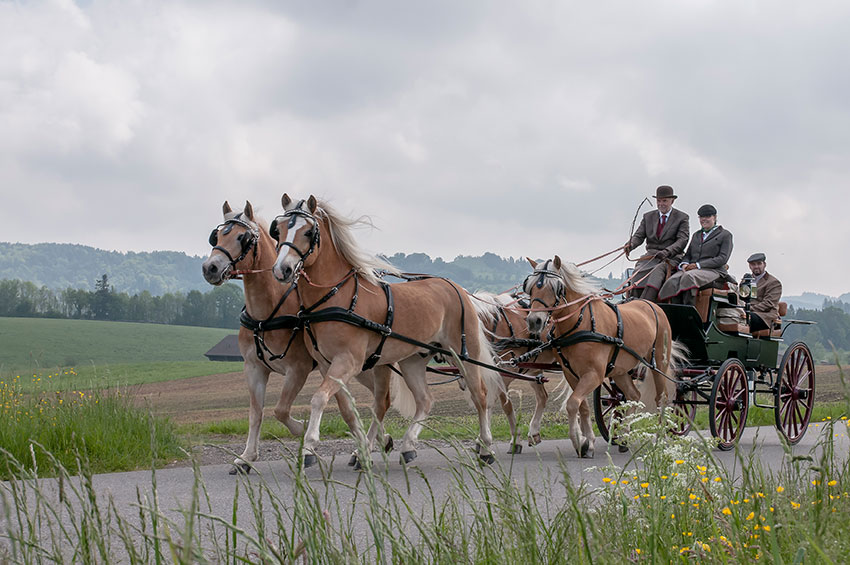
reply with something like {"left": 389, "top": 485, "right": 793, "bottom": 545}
{"left": 3, "top": 405, "right": 850, "bottom": 562}
{"left": 0, "top": 370, "right": 182, "bottom": 480}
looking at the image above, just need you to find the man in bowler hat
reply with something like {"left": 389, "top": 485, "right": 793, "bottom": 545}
{"left": 624, "top": 185, "right": 690, "bottom": 301}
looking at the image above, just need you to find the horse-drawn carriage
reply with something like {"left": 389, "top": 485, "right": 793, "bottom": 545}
{"left": 594, "top": 281, "right": 816, "bottom": 450}
{"left": 203, "top": 196, "right": 816, "bottom": 472}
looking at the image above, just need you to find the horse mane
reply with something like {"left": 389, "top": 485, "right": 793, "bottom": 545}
{"left": 470, "top": 291, "right": 504, "bottom": 325}
{"left": 554, "top": 260, "right": 600, "bottom": 297}
{"left": 315, "top": 199, "right": 401, "bottom": 285}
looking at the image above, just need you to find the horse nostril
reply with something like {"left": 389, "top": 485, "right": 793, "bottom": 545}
{"left": 283, "top": 266, "right": 293, "bottom": 280}
{"left": 208, "top": 264, "right": 218, "bottom": 274}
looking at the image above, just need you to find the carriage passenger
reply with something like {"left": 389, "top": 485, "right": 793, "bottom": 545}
{"left": 624, "top": 185, "right": 690, "bottom": 301}
{"left": 742, "top": 253, "right": 783, "bottom": 333}
{"left": 658, "top": 204, "right": 733, "bottom": 305}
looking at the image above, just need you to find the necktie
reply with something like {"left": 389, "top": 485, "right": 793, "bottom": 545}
{"left": 656, "top": 214, "right": 666, "bottom": 238}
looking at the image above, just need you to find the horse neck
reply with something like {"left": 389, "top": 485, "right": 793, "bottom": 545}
{"left": 299, "top": 238, "right": 358, "bottom": 306}
{"left": 242, "top": 234, "right": 296, "bottom": 319}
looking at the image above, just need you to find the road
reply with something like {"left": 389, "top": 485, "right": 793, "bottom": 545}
{"left": 2, "top": 423, "right": 848, "bottom": 561}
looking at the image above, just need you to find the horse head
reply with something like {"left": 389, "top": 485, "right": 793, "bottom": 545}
{"left": 524, "top": 256, "right": 566, "bottom": 337}
{"left": 270, "top": 194, "right": 323, "bottom": 284}
{"left": 202, "top": 200, "right": 262, "bottom": 285}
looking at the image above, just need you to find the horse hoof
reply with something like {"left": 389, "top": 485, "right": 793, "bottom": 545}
{"left": 480, "top": 453, "right": 496, "bottom": 465}
{"left": 400, "top": 451, "right": 417, "bottom": 464}
{"left": 508, "top": 444, "right": 523, "bottom": 455}
{"left": 348, "top": 454, "right": 358, "bottom": 466}
{"left": 352, "top": 457, "right": 363, "bottom": 471}
{"left": 579, "top": 441, "right": 591, "bottom": 458}
{"left": 384, "top": 436, "right": 394, "bottom": 453}
{"left": 618, "top": 444, "right": 630, "bottom": 453}
{"left": 528, "top": 434, "right": 542, "bottom": 447}
{"left": 229, "top": 463, "right": 251, "bottom": 475}
{"left": 303, "top": 454, "right": 318, "bottom": 468}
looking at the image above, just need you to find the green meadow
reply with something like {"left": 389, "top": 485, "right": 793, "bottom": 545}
{"left": 0, "top": 316, "right": 237, "bottom": 373}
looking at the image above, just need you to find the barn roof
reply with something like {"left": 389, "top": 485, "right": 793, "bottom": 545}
{"left": 204, "top": 334, "right": 243, "bottom": 362}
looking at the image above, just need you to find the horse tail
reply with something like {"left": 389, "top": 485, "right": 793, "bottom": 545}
{"left": 389, "top": 367, "right": 416, "bottom": 420}
{"left": 669, "top": 340, "right": 689, "bottom": 374}
{"left": 473, "top": 322, "right": 508, "bottom": 408}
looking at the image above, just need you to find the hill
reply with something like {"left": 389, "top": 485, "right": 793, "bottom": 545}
{"left": 0, "top": 242, "right": 207, "bottom": 295}
{"left": 0, "top": 316, "right": 234, "bottom": 370}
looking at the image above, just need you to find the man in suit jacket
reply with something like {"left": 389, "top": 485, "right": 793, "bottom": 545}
{"left": 742, "top": 252, "right": 783, "bottom": 332}
{"left": 624, "top": 185, "right": 690, "bottom": 301}
{"left": 659, "top": 204, "right": 733, "bottom": 305}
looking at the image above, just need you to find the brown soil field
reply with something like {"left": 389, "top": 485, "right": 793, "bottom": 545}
{"left": 132, "top": 364, "right": 848, "bottom": 426}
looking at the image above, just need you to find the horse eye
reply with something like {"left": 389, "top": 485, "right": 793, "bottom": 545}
{"left": 304, "top": 229, "right": 314, "bottom": 239}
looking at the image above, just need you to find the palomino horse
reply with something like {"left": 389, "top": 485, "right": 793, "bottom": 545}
{"left": 524, "top": 256, "right": 684, "bottom": 458}
{"left": 201, "top": 201, "right": 411, "bottom": 473}
{"left": 270, "top": 195, "right": 505, "bottom": 466}
{"left": 471, "top": 292, "right": 564, "bottom": 450}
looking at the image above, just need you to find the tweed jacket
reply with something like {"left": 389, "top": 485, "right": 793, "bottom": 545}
{"left": 749, "top": 272, "right": 783, "bottom": 326}
{"left": 681, "top": 226, "right": 733, "bottom": 272}
{"left": 629, "top": 208, "right": 690, "bottom": 261}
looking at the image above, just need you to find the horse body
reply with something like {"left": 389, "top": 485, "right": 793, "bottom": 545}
{"left": 525, "top": 256, "right": 680, "bottom": 458}
{"left": 471, "top": 292, "right": 564, "bottom": 448}
{"left": 201, "top": 201, "right": 402, "bottom": 473}
{"left": 271, "top": 195, "right": 504, "bottom": 464}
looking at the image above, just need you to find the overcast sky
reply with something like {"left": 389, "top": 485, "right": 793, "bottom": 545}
{"left": 1, "top": 0, "right": 848, "bottom": 296}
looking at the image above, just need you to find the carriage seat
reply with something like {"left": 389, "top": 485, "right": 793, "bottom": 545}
{"left": 694, "top": 280, "right": 733, "bottom": 323}
{"left": 751, "top": 302, "right": 787, "bottom": 339}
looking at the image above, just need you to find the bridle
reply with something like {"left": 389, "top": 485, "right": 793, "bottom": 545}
{"left": 269, "top": 202, "right": 321, "bottom": 280}
{"left": 208, "top": 214, "right": 260, "bottom": 278}
{"left": 523, "top": 264, "right": 566, "bottom": 312}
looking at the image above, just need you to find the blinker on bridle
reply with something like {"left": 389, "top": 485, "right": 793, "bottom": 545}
{"left": 208, "top": 214, "right": 260, "bottom": 271}
{"left": 269, "top": 202, "right": 321, "bottom": 270}
{"left": 525, "top": 266, "right": 566, "bottom": 311}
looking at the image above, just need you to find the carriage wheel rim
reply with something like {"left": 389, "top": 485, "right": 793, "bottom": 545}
{"left": 776, "top": 343, "right": 815, "bottom": 443}
{"left": 712, "top": 361, "right": 748, "bottom": 448}
{"left": 600, "top": 382, "right": 625, "bottom": 435}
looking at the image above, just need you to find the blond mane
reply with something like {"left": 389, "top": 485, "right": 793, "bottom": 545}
{"left": 315, "top": 199, "right": 401, "bottom": 285}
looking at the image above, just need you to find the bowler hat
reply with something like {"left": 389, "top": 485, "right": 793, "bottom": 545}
{"left": 697, "top": 204, "right": 717, "bottom": 217}
{"left": 747, "top": 253, "right": 766, "bottom": 263}
{"left": 653, "top": 185, "right": 677, "bottom": 199}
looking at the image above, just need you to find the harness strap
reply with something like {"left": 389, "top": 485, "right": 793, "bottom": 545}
{"left": 362, "top": 282, "right": 394, "bottom": 370}
{"left": 239, "top": 283, "right": 302, "bottom": 371}
{"left": 603, "top": 301, "right": 625, "bottom": 375}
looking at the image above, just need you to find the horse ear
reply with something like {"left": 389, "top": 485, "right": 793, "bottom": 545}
{"left": 307, "top": 195, "right": 318, "bottom": 213}
{"left": 222, "top": 201, "right": 232, "bottom": 215}
{"left": 553, "top": 255, "right": 562, "bottom": 270}
{"left": 244, "top": 201, "right": 254, "bottom": 220}
{"left": 282, "top": 194, "right": 292, "bottom": 209}
{"left": 526, "top": 257, "right": 538, "bottom": 268}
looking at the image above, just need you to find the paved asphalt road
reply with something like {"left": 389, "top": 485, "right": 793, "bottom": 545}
{"left": 3, "top": 423, "right": 848, "bottom": 559}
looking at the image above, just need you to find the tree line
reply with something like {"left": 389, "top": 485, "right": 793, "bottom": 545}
{"left": 0, "top": 276, "right": 243, "bottom": 329}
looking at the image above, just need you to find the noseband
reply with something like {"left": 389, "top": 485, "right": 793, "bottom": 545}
{"left": 208, "top": 214, "right": 260, "bottom": 276}
{"left": 269, "top": 204, "right": 321, "bottom": 277}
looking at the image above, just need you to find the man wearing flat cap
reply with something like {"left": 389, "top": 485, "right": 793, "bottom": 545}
{"left": 742, "top": 253, "right": 783, "bottom": 333}
{"left": 659, "top": 204, "right": 733, "bottom": 305}
{"left": 624, "top": 185, "right": 690, "bottom": 301}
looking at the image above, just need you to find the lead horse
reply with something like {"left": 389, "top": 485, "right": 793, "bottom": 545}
{"left": 270, "top": 195, "right": 505, "bottom": 466}
{"left": 202, "top": 201, "right": 410, "bottom": 473}
{"left": 524, "top": 256, "right": 685, "bottom": 458}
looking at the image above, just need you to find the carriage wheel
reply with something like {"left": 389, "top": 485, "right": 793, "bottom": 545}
{"left": 670, "top": 388, "right": 696, "bottom": 436}
{"left": 774, "top": 342, "right": 815, "bottom": 445}
{"left": 708, "top": 359, "right": 749, "bottom": 451}
{"left": 593, "top": 380, "right": 626, "bottom": 444}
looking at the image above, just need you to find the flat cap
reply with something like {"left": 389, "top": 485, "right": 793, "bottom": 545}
{"left": 747, "top": 252, "right": 766, "bottom": 263}
{"left": 697, "top": 204, "right": 717, "bottom": 217}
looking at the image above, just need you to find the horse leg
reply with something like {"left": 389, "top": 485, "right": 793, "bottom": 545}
{"left": 500, "top": 377, "right": 520, "bottom": 454}
{"left": 272, "top": 358, "right": 313, "bottom": 437}
{"left": 232, "top": 362, "right": 270, "bottom": 474}
{"left": 566, "top": 376, "right": 599, "bottom": 458}
{"left": 396, "top": 358, "right": 431, "bottom": 463}
{"left": 357, "top": 366, "right": 394, "bottom": 454}
{"left": 528, "top": 375, "right": 548, "bottom": 447}
{"left": 462, "top": 364, "right": 495, "bottom": 463}
{"left": 302, "top": 356, "right": 360, "bottom": 467}
{"left": 577, "top": 397, "right": 595, "bottom": 458}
